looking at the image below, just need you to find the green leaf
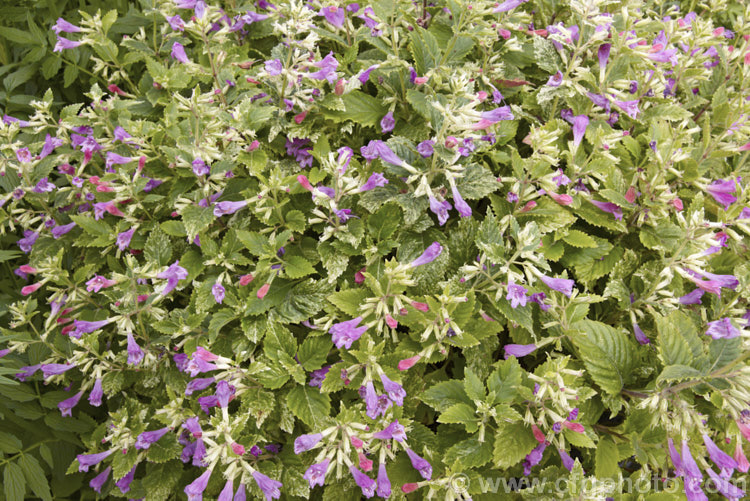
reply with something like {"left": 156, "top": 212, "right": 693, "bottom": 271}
{"left": 146, "top": 433, "right": 182, "bottom": 463}
{"left": 4, "top": 462, "right": 26, "bottom": 501}
{"left": 19, "top": 455, "right": 51, "bottom": 501}
{"left": 571, "top": 320, "right": 636, "bottom": 395}
{"left": 286, "top": 386, "right": 331, "bottom": 428}
{"left": 707, "top": 337, "right": 742, "bottom": 372}
{"left": 284, "top": 256, "right": 316, "bottom": 279}
{"left": 533, "top": 37, "right": 560, "bottom": 73}
{"left": 595, "top": 437, "right": 620, "bottom": 478}
{"left": 409, "top": 27, "right": 442, "bottom": 74}
{"left": 285, "top": 210, "right": 306, "bottom": 233}
{"left": 475, "top": 209, "right": 504, "bottom": 263}
{"left": 160, "top": 220, "right": 186, "bottom": 237}
{"left": 454, "top": 163, "right": 499, "bottom": 200}
{"left": 444, "top": 436, "right": 493, "bottom": 469}
{"left": 321, "top": 90, "right": 387, "bottom": 127}
{"left": 298, "top": 337, "right": 330, "bottom": 371}
{"left": 562, "top": 230, "right": 597, "bottom": 248}
{"left": 0, "top": 431, "right": 22, "bottom": 453}
{"left": 657, "top": 365, "right": 703, "bottom": 384}
{"left": 421, "top": 380, "right": 471, "bottom": 412}
{"left": 70, "top": 215, "right": 110, "bottom": 237}
{"left": 463, "top": 368, "right": 485, "bottom": 401}
{"left": 181, "top": 205, "right": 214, "bottom": 241}
{"left": 236, "top": 230, "right": 269, "bottom": 256}
{"left": 655, "top": 312, "right": 695, "bottom": 367}
{"left": 318, "top": 242, "right": 348, "bottom": 283}
{"left": 437, "top": 403, "right": 477, "bottom": 425}
{"left": 367, "top": 203, "right": 403, "bottom": 241}
{"left": 492, "top": 422, "right": 538, "bottom": 469}
{"left": 327, "top": 289, "right": 368, "bottom": 316}
{"left": 144, "top": 228, "right": 172, "bottom": 266}
{"left": 487, "top": 357, "right": 523, "bottom": 404}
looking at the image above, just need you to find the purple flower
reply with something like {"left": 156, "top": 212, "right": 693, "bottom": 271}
{"left": 590, "top": 199, "right": 623, "bottom": 220}
{"left": 523, "top": 443, "right": 546, "bottom": 476}
{"left": 184, "top": 469, "right": 212, "bottom": 501}
{"left": 192, "top": 157, "right": 210, "bottom": 176}
{"left": 410, "top": 241, "right": 443, "bottom": 267}
{"left": 373, "top": 420, "right": 407, "bottom": 442}
{"left": 309, "top": 365, "right": 330, "bottom": 387}
{"left": 171, "top": 42, "right": 191, "bottom": 64}
{"left": 53, "top": 36, "right": 81, "bottom": 52}
{"left": 480, "top": 106, "right": 514, "bottom": 123}
{"left": 349, "top": 466, "right": 376, "bottom": 498}
{"left": 406, "top": 448, "right": 432, "bottom": 479}
{"left": 376, "top": 463, "right": 391, "bottom": 498}
{"left": 18, "top": 230, "right": 39, "bottom": 253}
{"left": 547, "top": 71, "right": 563, "bottom": 87}
{"left": 586, "top": 92, "right": 610, "bottom": 112}
{"left": 52, "top": 18, "right": 81, "bottom": 34}
{"left": 308, "top": 52, "right": 338, "bottom": 83}
{"left": 212, "top": 283, "right": 225, "bottom": 304}
{"left": 234, "top": 483, "right": 247, "bottom": 501}
{"left": 214, "top": 200, "right": 248, "bottom": 216}
{"left": 157, "top": 261, "right": 188, "bottom": 295}
{"left": 539, "top": 274, "right": 575, "bottom": 297}
{"left": 559, "top": 449, "right": 575, "bottom": 471}
{"left": 614, "top": 99, "right": 640, "bottom": 119}
{"left": 598, "top": 44, "right": 611, "bottom": 69}
{"left": 218, "top": 479, "right": 234, "bottom": 501}
{"left": 706, "top": 468, "right": 745, "bottom": 499}
{"left": 58, "top": 391, "right": 83, "bottom": 417}
{"left": 319, "top": 6, "right": 345, "bottom": 28}
{"left": 633, "top": 323, "right": 650, "bottom": 345}
{"left": 335, "top": 209, "right": 354, "bottom": 222}
{"left": 571, "top": 115, "right": 589, "bottom": 147}
{"left": 507, "top": 191, "right": 518, "bottom": 203}
{"left": 88, "top": 378, "right": 104, "bottom": 407}
{"left": 493, "top": 0, "right": 527, "bottom": 12}
{"left": 691, "top": 270, "right": 738, "bottom": 290}
{"left": 679, "top": 289, "right": 704, "bottom": 305}
{"left": 703, "top": 434, "right": 738, "bottom": 471}
{"left": 192, "top": 438, "right": 207, "bottom": 466}
{"left": 358, "top": 64, "right": 379, "bottom": 84}
{"left": 705, "top": 318, "right": 740, "bottom": 339}
{"left": 380, "top": 373, "right": 406, "bottom": 406}
{"left": 168, "top": 15, "right": 185, "bottom": 31}
{"left": 186, "top": 377, "right": 214, "bottom": 396}
{"left": 252, "top": 471, "right": 282, "bottom": 501}
{"left": 428, "top": 195, "right": 452, "bottom": 226}
{"left": 115, "top": 465, "right": 136, "bottom": 494}
{"left": 215, "top": 380, "right": 235, "bottom": 408}
{"left": 41, "top": 363, "right": 75, "bottom": 379}
{"left": 681, "top": 440, "right": 703, "bottom": 479}
{"left": 417, "top": 140, "right": 434, "bottom": 158}
{"left": 380, "top": 111, "right": 395, "bottom": 133}
{"left": 89, "top": 466, "right": 111, "bottom": 493}
{"left": 182, "top": 416, "right": 203, "bottom": 437}
{"left": 359, "top": 172, "right": 389, "bottom": 192}
{"left": 265, "top": 59, "right": 282, "bottom": 75}
{"left": 504, "top": 344, "right": 537, "bottom": 359}
{"left": 135, "top": 427, "right": 170, "bottom": 450}
{"left": 71, "top": 318, "right": 112, "bottom": 338}
{"left": 706, "top": 179, "right": 738, "bottom": 210}
{"left": 303, "top": 459, "right": 330, "bottom": 488}
{"left": 361, "top": 140, "right": 409, "bottom": 167}
{"left": 117, "top": 228, "right": 135, "bottom": 251}
{"left": 451, "top": 185, "right": 472, "bottom": 218}
{"left": 126, "top": 333, "right": 144, "bottom": 366}
{"left": 77, "top": 450, "right": 114, "bottom": 472}
{"left": 552, "top": 169, "right": 570, "bottom": 186}
{"left": 330, "top": 316, "right": 368, "bottom": 349}
{"left": 33, "top": 177, "right": 56, "bottom": 193}
{"left": 106, "top": 152, "right": 134, "bottom": 171}
{"left": 294, "top": 433, "right": 323, "bottom": 454}
{"left": 506, "top": 281, "right": 528, "bottom": 308}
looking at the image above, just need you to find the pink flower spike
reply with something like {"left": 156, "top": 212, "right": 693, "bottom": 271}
{"left": 563, "top": 421, "right": 585, "bottom": 433}
{"left": 257, "top": 283, "right": 271, "bottom": 299}
{"left": 297, "top": 174, "right": 312, "bottom": 191}
{"left": 19, "top": 265, "right": 37, "bottom": 273}
{"left": 239, "top": 274, "right": 254, "bottom": 286}
{"left": 398, "top": 355, "right": 421, "bottom": 371}
{"left": 21, "top": 283, "right": 43, "bottom": 296}
{"left": 411, "top": 302, "right": 429, "bottom": 312}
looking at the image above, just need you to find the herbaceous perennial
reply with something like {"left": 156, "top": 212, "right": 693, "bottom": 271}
{"left": 1, "top": 0, "right": 750, "bottom": 500}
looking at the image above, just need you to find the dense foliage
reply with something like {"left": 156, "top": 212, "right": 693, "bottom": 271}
{"left": 2, "top": 0, "right": 750, "bottom": 499}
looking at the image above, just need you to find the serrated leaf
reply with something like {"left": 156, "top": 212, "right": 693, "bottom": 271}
{"left": 181, "top": 205, "right": 214, "bottom": 241}
{"left": 438, "top": 403, "right": 477, "bottom": 425}
{"left": 318, "top": 242, "right": 348, "bottom": 283}
{"left": 146, "top": 434, "right": 181, "bottom": 463}
{"left": 487, "top": 357, "right": 523, "bottom": 404}
{"left": 655, "top": 312, "right": 694, "bottom": 367}
{"left": 367, "top": 203, "right": 402, "bottom": 241}
{"left": 236, "top": 230, "right": 269, "bottom": 256}
{"left": 4, "top": 462, "right": 25, "bottom": 501}
{"left": 444, "top": 437, "right": 493, "bottom": 469}
{"left": 421, "top": 380, "right": 471, "bottom": 412}
{"left": 70, "top": 215, "right": 109, "bottom": 237}
{"left": 463, "top": 368, "right": 485, "bottom": 401}
{"left": 571, "top": 320, "right": 636, "bottom": 395}
{"left": 284, "top": 256, "right": 316, "bottom": 279}
{"left": 160, "top": 220, "right": 186, "bottom": 237}
{"left": 657, "top": 365, "right": 703, "bottom": 384}
{"left": 19, "top": 455, "right": 51, "bottom": 501}
{"left": 562, "top": 229, "right": 597, "bottom": 248}
{"left": 0, "top": 431, "right": 22, "bottom": 453}
{"left": 144, "top": 228, "right": 172, "bottom": 266}
{"left": 409, "top": 27, "right": 442, "bottom": 74}
{"left": 287, "top": 386, "right": 330, "bottom": 428}
{"left": 327, "top": 289, "right": 368, "bottom": 316}
{"left": 321, "top": 90, "right": 387, "bottom": 127}
{"left": 493, "top": 422, "right": 538, "bottom": 469}
{"left": 298, "top": 337, "right": 330, "bottom": 371}
{"left": 455, "top": 163, "right": 499, "bottom": 200}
